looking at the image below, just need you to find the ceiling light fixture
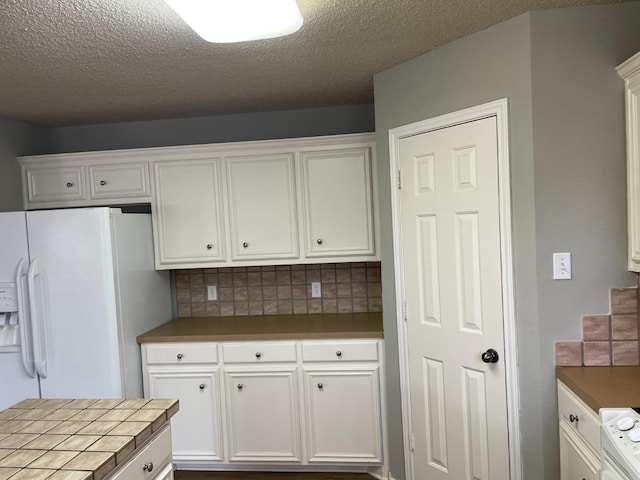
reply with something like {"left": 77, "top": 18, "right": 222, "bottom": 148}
{"left": 163, "top": 0, "right": 303, "bottom": 43}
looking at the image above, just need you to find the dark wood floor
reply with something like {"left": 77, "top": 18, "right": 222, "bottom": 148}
{"left": 175, "top": 471, "right": 374, "bottom": 480}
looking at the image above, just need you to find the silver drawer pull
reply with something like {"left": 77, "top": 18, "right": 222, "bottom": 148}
{"left": 255, "top": 352, "right": 262, "bottom": 359}
{"left": 143, "top": 462, "right": 154, "bottom": 472}
{"left": 237, "top": 383, "right": 244, "bottom": 391}
{"left": 206, "top": 244, "right": 213, "bottom": 250}
{"left": 316, "top": 238, "right": 323, "bottom": 245}
{"left": 242, "top": 242, "right": 249, "bottom": 248}
{"left": 99, "top": 180, "right": 107, "bottom": 186}
{"left": 336, "top": 350, "right": 343, "bottom": 358}
{"left": 66, "top": 182, "right": 73, "bottom": 188}
{"left": 318, "top": 383, "right": 323, "bottom": 390}
{"left": 569, "top": 414, "right": 579, "bottom": 423}
{"left": 177, "top": 353, "right": 183, "bottom": 360}
{"left": 199, "top": 384, "right": 205, "bottom": 390}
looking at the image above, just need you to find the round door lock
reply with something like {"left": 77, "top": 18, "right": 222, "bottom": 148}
{"left": 481, "top": 348, "right": 499, "bottom": 363}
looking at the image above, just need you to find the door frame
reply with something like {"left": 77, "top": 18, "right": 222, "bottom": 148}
{"left": 388, "top": 98, "right": 522, "bottom": 480}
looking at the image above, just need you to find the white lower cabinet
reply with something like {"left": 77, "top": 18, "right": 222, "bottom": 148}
{"left": 303, "top": 367, "right": 382, "bottom": 463}
{"left": 141, "top": 338, "right": 385, "bottom": 472}
{"left": 225, "top": 367, "right": 301, "bottom": 462}
{"left": 557, "top": 380, "right": 601, "bottom": 480}
{"left": 147, "top": 369, "right": 224, "bottom": 465}
{"left": 559, "top": 421, "right": 599, "bottom": 480}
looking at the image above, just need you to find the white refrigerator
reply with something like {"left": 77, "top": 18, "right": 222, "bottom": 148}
{"left": 0, "top": 207, "right": 171, "bottom": 410}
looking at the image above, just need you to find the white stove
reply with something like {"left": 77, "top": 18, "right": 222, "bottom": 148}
{"left": 601, "top": 408, "right": 640, "bottom": 480}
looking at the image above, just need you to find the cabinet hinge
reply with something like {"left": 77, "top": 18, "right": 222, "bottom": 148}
{"left": 396, "top": 170, "right": 402, "bottom": 190}
{"left": 402, "top": 301, "right": 407, "bottom": 322}
{"left": 409, "top": 431, "right": 415, "bottom": 452}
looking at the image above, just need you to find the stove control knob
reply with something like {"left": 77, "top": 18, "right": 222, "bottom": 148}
{"left": 616, "top": 417, "right": 635, "bottom": 431}
{"left": 629, "top": 429, "right": 640, "bottom": 443}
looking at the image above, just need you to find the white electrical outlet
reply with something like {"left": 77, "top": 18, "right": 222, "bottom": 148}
{"left": 207, "top": 285, "right": 218, "bottom": 301}
{"left": 311, "top": 282, "right": 322, "bottom": 298}
{"left": 553, "top": 253, "right": 572, "bottom": 280}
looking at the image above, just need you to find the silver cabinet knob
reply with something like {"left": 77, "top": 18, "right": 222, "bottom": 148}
{"left": 569, "top": 414, "right": 579, "bottom": 424}
{"left": 316, "top": 239, "right": 323, "bottom": 245}
{"left": 318, "top": 383, "right": 323, "bottom": 390}
{"left": 143, "top": 462, "right": 154, "bottom": 472}
{"left": 199, "top": 384, "right": 205, "bottom": 390}
{"left": 99, "top": 180, "right": 107, "bottom": 186}
{"left": 206, "top": 244, "right": 213, "bottom": 250}
{"left": 336, "top": 350, "right": 342, "bottom": 358}
{"left": 177, "top": 353, "right": 183, "bottom": 360}
{"left": 237, "top": 383, "right": 244, "bottom": 391}
{"left": 242, "top": 242, "right": 249, "bottom": 248}
{"left": 255, "top": 352, "right": 262, "bottom": 359}
{"left": 66, "top": 182, "right": 73, "bottom": 188}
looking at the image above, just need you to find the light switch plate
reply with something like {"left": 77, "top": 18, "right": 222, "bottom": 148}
{"left": 311, "top": 282, "right": 322, "bottom": 298}
{"left": 553, "top": 253, "right": 571, "bottom": 280}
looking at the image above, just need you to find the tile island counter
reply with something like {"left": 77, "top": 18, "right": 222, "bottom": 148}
{"left": 0, "top": 398, "right": 178, "bottom": 480}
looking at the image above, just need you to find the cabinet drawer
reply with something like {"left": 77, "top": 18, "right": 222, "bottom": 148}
{"left": 222, "top": 342, "right": 296, "bottom": 363}
{"left": 301, "top": 340, "right": 379, "bottom": 362}
{"left": 557, "top": 381, "right": 601, "bottom": 453}
{"left": 89, "top": 163, "right": 151, "bottom": 200}
{"left": 145, "top": 343, "right": 218, "bottom": 365}
{"left": 109, "top": 424, "right": 172, "bottom": 480}
{"left": 27, "top": 166, "right": 86, "bottom": 203}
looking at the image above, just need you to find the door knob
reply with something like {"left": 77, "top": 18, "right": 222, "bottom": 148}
{"left": 481, "top": 348, "right": 499, "bottom": 363}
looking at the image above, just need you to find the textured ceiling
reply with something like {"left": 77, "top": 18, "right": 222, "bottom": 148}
{"left": 0, "top": 0, "right": 628, "bottom": 127}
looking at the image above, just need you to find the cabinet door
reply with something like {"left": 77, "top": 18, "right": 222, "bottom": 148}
{"left": 224, "top": 367, "right": 301, "bottom": 463}
{"left": 300, "top": 148, "right": 375, "bottom": 258}
{"left": 153, "top": 159, "right": 226, "bottom": 268}
{"left": 303, "top": 366, "right": 382, "bottom": 464}
{"left": 559, "top": 421, "right": 599, "bottom": 480}
{"left": 147, "top": 368, "right": 224, "bottom": 464}
{"left": 226, "top": 154, "right": 299, "bottom": 261}
{"left": 26, "top": 166, "right": 87, "bottom": 204}
{"left": 89, "top": 163, "right": 151, "bottom": 200}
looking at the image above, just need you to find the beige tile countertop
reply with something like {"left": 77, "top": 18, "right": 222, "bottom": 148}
{"left": 0, "top": 398, "right": 178, "bottom": 480}
{"left": 556, "top": 366, "right": 640, "bottom": 412}
{"left": 136, "top": 312, "right": 383, "bottom": 343}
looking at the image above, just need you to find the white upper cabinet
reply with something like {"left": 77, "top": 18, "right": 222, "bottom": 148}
{"left": 618, "top": 51, "right": 640, "bottom": 271}
{"left": 88, "top": 162, "right": 150, "bottom": 200}
{"left": 26, "top": 165, "right": 87, "bottom": 205}
{"left": 19, "top": 153, "right": 152, "bottom": 209}
{"left": 153, "top": 159, "right": 226, "bottom": 268}
{"left": 300, "top": 147, "right": 375, "bottom": 258}
{"left": 19, "top": 133, "right": 378, "bottom": 268}
{"left": 226, "top": 154, "right": 299, "bottom": 261}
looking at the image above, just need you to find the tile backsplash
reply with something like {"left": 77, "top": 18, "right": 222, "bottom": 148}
{"left": 555, "top": 285, "right": 640, "bottom": 366}
{"left": 175, "top": 262, "right": 382, "bottom": 317}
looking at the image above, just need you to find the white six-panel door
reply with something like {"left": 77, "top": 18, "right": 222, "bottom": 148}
{"left": 398, "top": 116, "right": 510, "bottom": 480}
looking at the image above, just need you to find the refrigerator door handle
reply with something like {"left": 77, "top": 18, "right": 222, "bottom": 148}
{"left": 27, "top": 259, "right": 48, "bottom": 379}
{"left": 15, "top": 258, "right": 35, "bottom": 378}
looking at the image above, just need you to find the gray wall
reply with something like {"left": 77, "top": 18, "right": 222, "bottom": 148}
{"left": 374, "top": 3, "right": 640, "bottom": 479}
{"left": 44, "top": 104, "right": 375, "bottom": 154}
{"left": 0, "top": 117, "right": 50, "bottom": 211}
{"left": 530, "top": 4, "right": 640, "bottom": 477}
